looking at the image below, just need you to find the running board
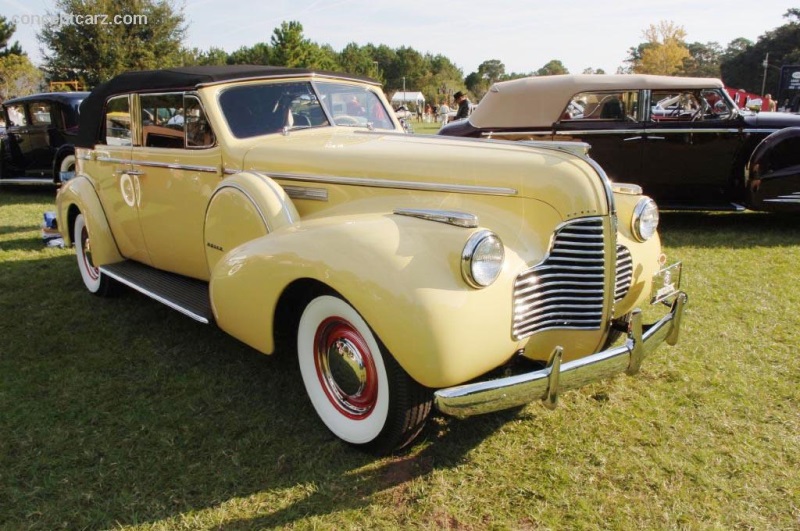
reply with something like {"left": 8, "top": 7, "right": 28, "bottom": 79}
{"left": 0, "top": 177, "right": 56, "bottom": 186}
{"left": 101, "top": 261, "right": 214, "bottom": 324}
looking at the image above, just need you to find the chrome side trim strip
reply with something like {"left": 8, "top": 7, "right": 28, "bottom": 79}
{"left": 96, "top": 156, "right": 219, "bottom": 173}
{"left": 99, "top": 266, "right": 210, "bottom": 324}
{"left": 260, "top": 170, "right": 518, "bottom": 196}
{"left": 764, "top": 192, "right": 800, "bottom": 204}
{"left": 283, "top": 185, "right": 329, "bottom": 202}
{"left": 394, "top": 208, "right": 478, "bottom": 228}
{"left": 130, "top": 160, "right": 220, "bottom": 173}
{"left": 555, "top": 129, "right": 644, "bottom": 136}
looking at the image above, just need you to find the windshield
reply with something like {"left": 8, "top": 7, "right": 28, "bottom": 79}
{"left": 219, "top": 80, "right": 396, "bottom": 139}
{"left": 315, "top": 82, "right": 395, "bottom": 130}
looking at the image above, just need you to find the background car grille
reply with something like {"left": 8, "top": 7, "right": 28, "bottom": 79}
{"left": 614, "top": 245, "right": 633, "bottom": 303}
{"left": 512, "top": 218, "right": 607, "bottom": 340}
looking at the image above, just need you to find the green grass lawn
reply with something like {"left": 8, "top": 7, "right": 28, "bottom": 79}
{"left": 1, "top": 186, "right": 799, "bottom": 530}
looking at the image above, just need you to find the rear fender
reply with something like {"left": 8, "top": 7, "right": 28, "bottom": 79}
{"left": 204, "top": 171, "right": 299, "bottom": 273}
{"left": 745, "top": 127, "right": 800, "bottom": 211}
{"left": 56, "top": 175, "right": 123, "bottom": 266}
{"left": 209, "top": 213, "right": 524, "bottom": 388}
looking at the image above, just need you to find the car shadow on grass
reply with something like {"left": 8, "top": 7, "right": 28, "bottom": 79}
{"left": 658, "top": 211, "right": 800, "bottom": 249}
{"left": 1, "top": 252, "right": 525, "bottom": 529}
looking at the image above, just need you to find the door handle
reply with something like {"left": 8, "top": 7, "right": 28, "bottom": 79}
{"left": 126, "top": 169, "right": 146, "bottom": 176}
{"left": 647, "top": 136, "right": 666, "bottom": 141}
{"left": 623, "top": 136, "right": 643, "bottom": 142}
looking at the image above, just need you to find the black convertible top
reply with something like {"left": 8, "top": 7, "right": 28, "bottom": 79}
{"left": 76, "top": 65, "right": 377, "bottom": 148}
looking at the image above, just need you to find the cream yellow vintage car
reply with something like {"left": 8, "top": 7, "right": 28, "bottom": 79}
{"left": 57, "top": 66, "right": 686, "bottom": 454}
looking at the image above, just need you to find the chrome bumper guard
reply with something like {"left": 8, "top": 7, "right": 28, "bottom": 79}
{"left": 434, "top": 292, "right": 688, "bottom": 418}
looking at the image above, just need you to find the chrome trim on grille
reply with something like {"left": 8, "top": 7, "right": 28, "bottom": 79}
{"left": 513, "top": 218, "right": 606, "bottom": 340}
{"left": 614, "top": 245, "right": 633, "bottom": 302}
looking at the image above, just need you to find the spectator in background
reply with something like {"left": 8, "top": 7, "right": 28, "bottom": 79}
{"left": 762, "top": 94, "right": 777, "bottom": 112}
{"left": 438, "top": 101, "right": 450, "bottom": 127}
{"left": 453, "top": 91, "right": 470, "bottom": 121}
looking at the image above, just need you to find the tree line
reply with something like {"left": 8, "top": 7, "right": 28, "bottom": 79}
{"left": 1, "top": 0, "right": 798, "bottom": 104}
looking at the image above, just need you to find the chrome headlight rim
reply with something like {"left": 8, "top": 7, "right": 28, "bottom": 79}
{"left": 461, "top": 230, "right": 504, "bottom": 289}
{"left": 632, "top": 197, "right": 659, "bottom": 242}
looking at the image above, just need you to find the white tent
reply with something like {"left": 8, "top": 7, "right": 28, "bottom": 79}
{"left": 391, "top": 91, "right": 425, "bottom": 107}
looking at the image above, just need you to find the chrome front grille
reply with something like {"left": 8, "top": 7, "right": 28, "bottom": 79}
{"left": 614, "top": 245, "right": 633, "bottom": 302}
{"left": 512, "top": 218, "right": 607, "bottom": 340}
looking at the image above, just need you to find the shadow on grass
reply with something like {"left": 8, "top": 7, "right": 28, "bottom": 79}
{"left": 659, "top": 211, "right": 800, "bottom": 248}
{"left": 1, "top": 252, "right": 519, "bottom": 529}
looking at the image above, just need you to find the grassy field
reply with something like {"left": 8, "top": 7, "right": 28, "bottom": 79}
{"left": 1, "top": 184, "right": 799, "bottom": 530}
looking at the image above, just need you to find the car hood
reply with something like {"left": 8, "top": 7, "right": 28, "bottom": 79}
{"left": 238, "top": 129, "right": 612, "bottom": 219}
{"left": 743, "top": 111, "right": 800, "bottom": 129}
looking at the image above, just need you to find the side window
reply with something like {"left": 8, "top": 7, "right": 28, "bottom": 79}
{"left": 650, "top": 90, "right": 702, "bottom": 121}
{"left": 6, "top": 104, "right": 28, "bottom": 127}
{"left": 29, "top": 102, "right": 52, "bottom": 125}
{"left": 562, "top": 91, "right": 638, "bottom": 122}
{"left": 105, "top": 96, "right": 132, "bottom": 146}
{"left": 185, "top": 95, "right": 216, "bottom": 148}
{"left": 140, "top": 93, "right": 185, "bottom": 148}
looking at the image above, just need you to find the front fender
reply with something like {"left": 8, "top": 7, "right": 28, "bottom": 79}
{"left": 56, "top": 175, "right": 123, "bottom": 266}
{"left": 209, "top": 212, "right": 524, "bottom": 388}
{"left": 745, "top": 127, "right": 800, "bottom": 211}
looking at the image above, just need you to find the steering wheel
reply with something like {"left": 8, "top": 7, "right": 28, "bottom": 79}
{"left": 334, "top": 115, "right": 360, "bottom": 126}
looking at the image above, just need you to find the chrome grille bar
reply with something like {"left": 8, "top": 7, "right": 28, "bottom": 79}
{"left": 614, "top": 245, "right": 633, "bottom": 302}
{"left": 512, "top": 218, "right": 607, "bottom": 340}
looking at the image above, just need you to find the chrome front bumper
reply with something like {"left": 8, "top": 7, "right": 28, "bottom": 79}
{"left": 434, "top": 292, "right": 688, "bottom": 418}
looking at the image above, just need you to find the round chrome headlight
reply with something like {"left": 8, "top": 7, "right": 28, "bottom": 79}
{"left": 632, "top": 197, "right": 659, "bottom": 242}
{"left": 462, "top": 230, "right": 504, "bottom": 288}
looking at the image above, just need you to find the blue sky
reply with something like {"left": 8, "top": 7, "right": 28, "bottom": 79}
{"left": 3, "top": 0, "right": 796, "bottom": 76}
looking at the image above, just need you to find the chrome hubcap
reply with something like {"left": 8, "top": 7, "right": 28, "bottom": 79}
{"left": 315, "top": 317, "right": 378, "bottom": 419}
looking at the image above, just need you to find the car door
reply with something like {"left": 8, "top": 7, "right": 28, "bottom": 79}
{"left": 24, "top": 100, "right": 57, "bottom": 177}
{"left": 553, "top": 90, "right": 644, "bottom": 184}
{"left": 641, "top": 88, "right": 743, "bottom": 206}
{"left": 133, "top": 92, "right": 222, "bottom": 280}
{"left": 2, "top": 102, "right": 32, "bottom": 177}
{"left": 91, "top": 94, "right": 152, "bottom": 265}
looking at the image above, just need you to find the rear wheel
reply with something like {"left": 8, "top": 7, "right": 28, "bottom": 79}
{"left": 56, "top": 153, "right": 76, "bottom": 184}
{"left": 74, "top": 213, "right": 117, "bottom": 297}
{"left": 297, "top": 295, "right": 431, "bottom": 454}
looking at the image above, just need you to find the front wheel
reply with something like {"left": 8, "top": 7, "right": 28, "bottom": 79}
{"left": 297, "top": 295, "right": 432, "bottom": 454}
{"left": 74, "top": 213, "right": 117, "bottom": 297}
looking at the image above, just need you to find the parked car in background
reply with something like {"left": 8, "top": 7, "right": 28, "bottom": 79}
{"left": 1, "top": 92, "right": 88, "bottom": 185}
{"left": 439, "top": 75, "right": 800, "bottom": 212}
{"left": 57, "top": 66, "right": 685, "bottom": 454}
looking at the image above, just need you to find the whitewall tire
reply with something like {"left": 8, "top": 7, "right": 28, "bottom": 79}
{"left": 74, "top": 213, "right": 116, "bottom": 297}
{"left": 297, "top": 294, "right": 431, "bottom": 454}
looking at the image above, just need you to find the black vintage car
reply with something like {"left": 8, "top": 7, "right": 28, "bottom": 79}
{"left": 1, "top": 91, "right": 88, "bottom": 185}
{"left": 439, "top": 74, "right": 800, "bottom": 212}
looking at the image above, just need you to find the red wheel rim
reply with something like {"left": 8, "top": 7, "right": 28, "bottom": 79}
{"left": 80, "top": 226, "right": 100, "bottom": 281}
{"left": 314, "top": 317, "right": 379, "bottom": 419}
